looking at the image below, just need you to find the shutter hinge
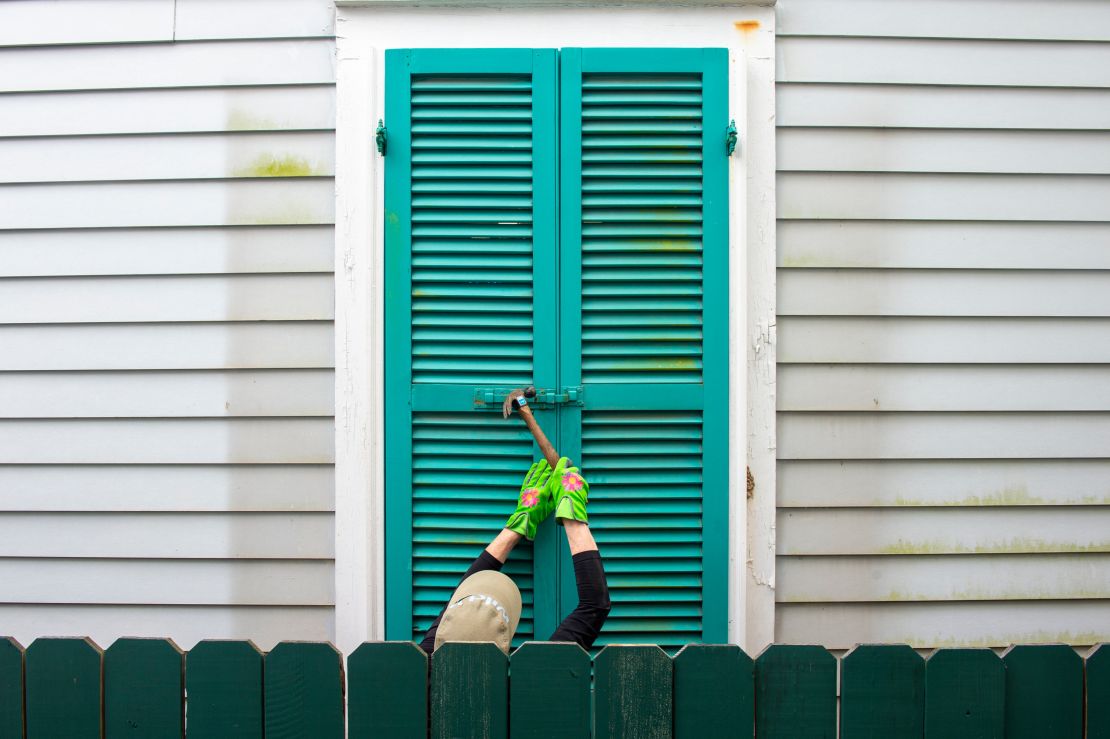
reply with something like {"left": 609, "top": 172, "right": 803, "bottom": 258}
{"left": 726, "top": 119, "right": 738, "bottom": 156}
{"left": 375, "top": 119, "right": 387, "bottom": 156}
{"left": 474, "top": 386, "right": 584, "bottom": 410}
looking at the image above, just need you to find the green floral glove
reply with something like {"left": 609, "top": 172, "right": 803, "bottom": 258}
{"left": 552, "top": 459, "right": 589, "bottom": 526}
{"left": 504, "top": 458, "right": 567, "bottom": 541}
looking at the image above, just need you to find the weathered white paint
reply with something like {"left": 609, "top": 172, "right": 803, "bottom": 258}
{"left": 776, "top": 0, "right": 1110, "bottom": 650}
{"left": 0, "top": 465, "right": 334, "bottom": 512}
{"left": 0, "top": 0, "right": 337, "bottom": 649}
{"left": 0, "top": 86, "right": 337, "bottom": 137}
{"left": 1, "top": 226, "right": 334, "bottom": 277}
{"left": 334, "top": 3, "right": 777, "bottom": 651}
{"left": 0, "top": 323, "right": 334, "bottom": 371}
{"left": 0, "top": 132, "right": 336, "bottom": 183}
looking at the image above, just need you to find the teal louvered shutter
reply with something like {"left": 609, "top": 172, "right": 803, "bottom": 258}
{"left": 384, "top": 49, "right": 560, "bottom": 646}
{"left": 557, "top": 48, "right": 729, "bottom": 649}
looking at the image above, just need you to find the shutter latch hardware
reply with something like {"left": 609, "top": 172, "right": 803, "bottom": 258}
{"left": 725, "top": 119, "right": 738, "bottom": 156}
{"left": 375, "top": 119, "right": 387, "bottom": 155}
{"left": 474, "top": 386, "right": 584, "bottom": 410}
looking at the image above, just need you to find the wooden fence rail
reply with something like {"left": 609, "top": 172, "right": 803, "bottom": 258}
{"left": 0, "top": 637, "right": 1106, "bottom": 738}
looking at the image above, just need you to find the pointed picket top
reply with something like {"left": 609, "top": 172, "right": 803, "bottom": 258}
{"left": 924, "top": 648, "right": 1004, "bottom": 739}
{"left": 1002, "top": 643, "right": 1082, "bottom": 739}
{"left": 432, "top": 642, "right": 509, "bottom": 739}
{"left": 594, "top": 644, "right": 673, "bottom": 739}
{"left": 265, "top": 641, "right": 345, "bottom": 739}
{"left": 0, "top": 637, "right": 24, "bottom": 739}
{"left": 105, "top": 637, "right": 184, "bottom": 739}
{"left": 1088, "top": 644, "right": 1110, "bottom": 739}
{"left": 26, "top": 637, "right": 104, "bottom": 739}
{"left": 349, "top": 641, "right": 429, "bottom": 739}
{"left": 841, "top": 644, "right": 925, "bottom": 739}
{"left": 673, "top": 643, "right": 753, "bottom": 739}
{"left": 510, "top": 642, "right": 591, "bottom": 738}
{"left": 186, "top": 639, "right": 264, "bottom": 739}
{"left": 755, "top": 644, "right": 837, "bottom": 739}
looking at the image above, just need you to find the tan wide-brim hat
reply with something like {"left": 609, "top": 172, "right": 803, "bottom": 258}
{"left": 434, "top": 570, "right": 522, "bottom": 655}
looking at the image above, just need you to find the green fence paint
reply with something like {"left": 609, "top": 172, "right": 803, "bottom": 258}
{"left": 104, "top": 638, "right": 183, "bottom": 739}
{"left": 1089, "top": 644, "right": 1110, "bottom": 739}
{"left": 673, "top": 643, "right": 753, "bottom": 739}
{"left": 594, "top": 645, "right": 673, "bottom": 739}
{"left": 431, "top": 642, "right": 508, "bottom": 739}
{"left": 755, "top": 644, "right": 837, "bottom": 739}
{"left": 184, "top": 640, "right": 263, "bottom": 739}
{"left": 263, "top": 642, "right": 344, "bottom": 739}
{"left": 0, "top": 637, "right": 24, "bottom": 739}
{"left": 348, "top": 641, "right": 428, "bottom": 739}
{"left": 25, "top": 637, "right": 103, "bottom": 739}
{"left": 840, "top": 644, "right": 925, "bottom": 739}
{"left": 1002, "top": 644, "right": 1082, "bottom": 739}
{"left": 510, "top": 642, "right": 591, "bottom": 738}
{"left": 924, "top": 648, "right": 1004, "bottom": 739}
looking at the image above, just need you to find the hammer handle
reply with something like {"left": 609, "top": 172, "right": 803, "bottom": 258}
{"left": 516, "top": 402, "right": 560, "bottom": 468}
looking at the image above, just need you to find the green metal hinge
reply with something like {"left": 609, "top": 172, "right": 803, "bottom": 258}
{"left": 473, "top": 386, "right": 584, "bottom": 410}
{"left": 725, "top": 119, "right": 738, "bottom": 156}
{"left": 375, "top": 119, "right": 387, "bottom": 155}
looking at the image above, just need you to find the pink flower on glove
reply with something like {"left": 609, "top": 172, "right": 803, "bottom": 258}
{"left": 520, "top": 488, "right": 540, "bottom": 508}
{"left": 561, "top": 472, "right": 584, "bottom": 492}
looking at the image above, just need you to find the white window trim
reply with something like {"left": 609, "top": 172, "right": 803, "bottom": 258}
{"left": 334, "top": 2, "right": 777, "bottom": 654}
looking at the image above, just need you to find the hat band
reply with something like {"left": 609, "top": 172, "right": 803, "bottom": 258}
{"left": 447, "top": 593, "right": 511, "bottom": 625}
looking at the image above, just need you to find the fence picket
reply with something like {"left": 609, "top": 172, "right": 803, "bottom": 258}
{"left": 594, "top": 645, "right": 673, "bottom": 739}
{"left": 925, "top": 648, "right": 1004, "bottom": 739}
{"left": 105, "top": 638, "right": 183, "bottom": 739}
{"left": 510, "top": 642, "right": 591, "bottom": 739}
{"left": 185, "top": 640, "right": 264, "bottom": 739}
{"left": 432, "top": 642, "right": 508, "bottom": 739}
{"left": 0, "top": 638, "right": 23, "bottom": 739}
{"left": 264, "top": 641, "right": 344, "bottom": 739}
{"left": 1002, "top": 644, "right": 1082, "bottom": 739}
{"left": 755, "top": 644, "right": 836, "bottom": 739}
{"left": 673, "top": 644, "right": 753, "bottom": 739}
{"left": 1089, "top": 644, "right": 1110, "bottom": 739}
{"left": 25, "top": 637, "right": 103, "bottom": 739}
{"left": 841, "top": 644, "right": 925, "bottom": 739}
{"left": 348, "top": 641, "right": 428, "bottom": 739}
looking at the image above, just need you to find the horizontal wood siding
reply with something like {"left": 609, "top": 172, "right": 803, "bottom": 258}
{"left": 776, "top": 0, "right": 1110, "bottom": 648}
{"left": 0, "top": 0, "right": 336, "bottom": 650}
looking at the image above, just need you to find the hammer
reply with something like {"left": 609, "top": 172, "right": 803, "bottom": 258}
{"left": 502, "top": 386, "right": 561, "bottom": 468}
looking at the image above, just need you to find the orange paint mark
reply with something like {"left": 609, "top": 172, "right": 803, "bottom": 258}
{"left": 734, "top": 20, "right": 760, "bottom": 33}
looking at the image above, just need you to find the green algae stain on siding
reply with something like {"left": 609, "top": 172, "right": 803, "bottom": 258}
{"left": 894, "top": 485, "right": 1043, "bottom": 507}
{"left": 879, "top": 537, "right": 1110, "bottom": 555}
{"left": 234, "top": 154, "right": 321, "bottom": 178}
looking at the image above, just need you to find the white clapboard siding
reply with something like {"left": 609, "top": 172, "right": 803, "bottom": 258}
{"left": 778, "top": 317, "right": 1110, "bottom": 364}
{"left": 0, "top": 559, "right": 334, "bottom": 606}
{"left": 0, "top": 605, "right": 333, "bottom": 652}
{"left": 778, "top": 129, "right": 1110, "bottom": 175}
{"left": 779, "top": 412, "right": 1110, "bottom": 460}
{"left": 778, "top": 508, "right": 1110, "bottom": 556}
{"left": 0, "top": 513, "right": 334, "bottom": 559}
{"left": 778, "top": 37, "right": 1110, "bottom": 88}
{"left": 174, "top": 0, "right": 335, "bottom": 40}
{"left": 779, "top": 459, "right": 1110, "bottom": 508}
{"left": 0, "top": 39, "right": 334, "bottom": 93}
{"left": 0, "top": 274, "right": 333, "bottom": 324}
{"left": 0, "top": 180, "right": 335, "bottom": 230}
{"left": 0, "top": 2, "right": 337, "bottom": 648}
{"left": 777, "top": 1, "right": 1110, "bottom": 650}
{"left": 777, "top": 601, "right": 1110, "bottom": 649}
{"left": 0, "top": 419, "right": 335, "bottom": 464}
{"left": 778, "top": 173, "right": 1110, "bottom": 221}
{"left": 0, "top": 86, "right": 336, "bottom": 137}
{"left": 0, "top": 226, "right": 334, "bottom": 277}
{"left": 0, "top": 0, "right": 174, "bottom": 46}
{"left": 0, "top": 370, "right": 334, "bottom": 418}
{"left": 779, "top": 554, "right": 1110, "bottom": 603}
{"left": 0, "top": 322, "right": 334, "bottom": 371}
{"left": 0, "top": 132, "right": 336, "bottom": 184}
{"left": 777, "top": 0, "right": 1110, "bottom": 41}
{"left": 779, "top": 365, "right": 1110, "bottom": 412}
{"left": 778, "top": 83, "right": 1110, "bottom": 130}
{"left": 779, "top": 222, "right": 1110, "bottom": 270}
{"left": 0, "top": 464, "right": 335, "bottom": 512}
{"left": 779, "top": 269, "right": 1110, "bottom": 317}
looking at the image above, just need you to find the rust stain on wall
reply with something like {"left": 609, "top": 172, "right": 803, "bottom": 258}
{"left": 734, "top": 20, "right": 761, "bottom": 33}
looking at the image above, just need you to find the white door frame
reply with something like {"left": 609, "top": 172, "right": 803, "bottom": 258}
{"left": 332, "top": 0, "right": 778, "bottom": 654}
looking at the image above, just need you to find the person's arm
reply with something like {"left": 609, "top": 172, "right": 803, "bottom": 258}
{"left": 502, "top": 388, "right": 561, "bottom": 468}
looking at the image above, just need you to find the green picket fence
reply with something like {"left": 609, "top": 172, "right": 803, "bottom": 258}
{"left": 0, "top": 637, "right": 1107, "bottom": 738}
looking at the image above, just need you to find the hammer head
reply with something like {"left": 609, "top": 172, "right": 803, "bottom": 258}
{"left": 502, "top": 386, "right": 537, "bottom": 419}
